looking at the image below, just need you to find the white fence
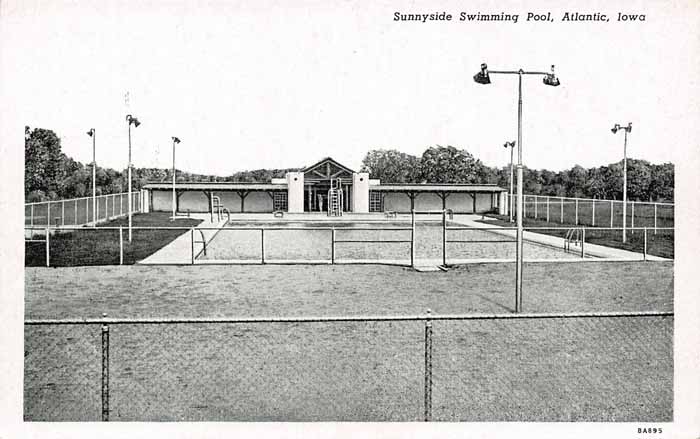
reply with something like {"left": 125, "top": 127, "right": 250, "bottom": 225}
{"left": 25, "top": 191, "right": 145, "bottom": 227}
{"left": 505, "top": 194, "right": 674, "bottom": 231}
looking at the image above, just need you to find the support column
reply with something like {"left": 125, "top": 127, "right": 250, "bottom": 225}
{"left": 238, "top": 191, "right": 249, "bottom": 213}
{"left": 405, "top": 192, "right": 416, "bottom": 212}
{"left": 286, "top": 172, "right": 304, "bottom": 213}
{"left": 352, "top": 172, "right": 369, "bottom": 213}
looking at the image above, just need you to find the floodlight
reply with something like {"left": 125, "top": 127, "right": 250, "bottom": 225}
{"left": 126, "top": 114, "right": 141, "bottom": 127}
{"left": 172, "top": 136, "right": 181, "bottom": 144}
{"left": 543, "top": 65, "right": 560, "bottom": 86}
{"left": 87, "top": 128, "right": 95, "bottom": 137}
{"left": 473, "top": 63, "right": 491, "bottom": 84}
{"left": 611, "top": 124, "right": 620, "bottom": 134}
{"left": 503, "top": 141, "right": 515, "bottom": 148}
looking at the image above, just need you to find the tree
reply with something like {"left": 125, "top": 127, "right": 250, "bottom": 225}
{"left": 419, "top": 145, "right": 482, "bottom": 184}
{"left": 25, "top": 127, "right": 65, "bottom": 199}
{"left": 361, "top": 149, "right": 421, "bottom": 183}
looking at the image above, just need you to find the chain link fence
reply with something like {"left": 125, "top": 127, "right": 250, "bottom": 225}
{"left": 24, "top": 311, "right": 672, "bottom": 422}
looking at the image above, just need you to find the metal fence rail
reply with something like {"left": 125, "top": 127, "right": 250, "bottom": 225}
{"left": 24, "top": 223, "right": 675, "bottom": 268}
{"left": 25, "top": 191, "right": 144, "bottom": 228}
{"left": 24, "top": 310, "right": 673, "bottom": 422}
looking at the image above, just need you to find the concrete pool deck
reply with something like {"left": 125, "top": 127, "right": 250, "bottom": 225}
{"left": 137, "top": 212, "right": 669, "bottom": 265}
{"left": 137, "top": 214, "right": 229, "bottom": 265}
{"left": 450, "top": 214, "right": 670, "bottom": 262}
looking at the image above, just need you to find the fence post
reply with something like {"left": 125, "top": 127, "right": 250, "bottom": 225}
{"left": 442, "top": 210, "right": 447, "bottom": 266}
{"left": 591, "top": 200, "right": 595, "bottom": 227}
{"left": 546, "top": 196, "right": 550, "bottom": 223}
{"left": 411, "top": 210, "right": 416, "bottom": 267}
{"left": 534, "top": 196, "right": 538, "bottom": 219}
{"left": 30, "top": 204, "right": 34, "bottom": 228}
{"left": 575, "top": 199, "right": 579, "bottom": 225}
{"left": 631, "top": 201, "right": 635, "bottom": 233}
{"left": 560, "top": 197, "right": 564, "bottom": 224}
{"left": 331, "top": 228, "right": 335, "bottom": 264}
{"left": 119, "top": 226, "right": 124, "bottom": 265}
{"left": 261, "top": 229, "right": 265, "bottom": 264}
{"left": 120, "top": 194, "right": 123, "bottom": 216}
{"left": 523, "top": 195, "right": 527, "bottom": 218}
{"left": 610, "top": 200, "right": 614, "bottom": 228}
{"left": 190, "top": 228, "right": 195, "bottom": 265}
{"left": 643, "top": 227, "right": 648, "bottom": 261}
{"left": 61, "top": 201, "right": 65, "bottom": 226}
{"left": 86, "top": 198, "right": 89, "bottom": 224}
{"left": 424, "top": 309, "right": 433, "bottom": 422}
{"left": 47, "top": 201, "right": 51, "bottom": 228}
{"left": 654, "top": 204, "right": 657, "bottom": 235}
{"left": 45, "top": 227, "right": 50, "bottom": 267}
{"left": 581, "top": 227, "right": 585, "bottom": 259}
{"left": 74, "top": 200, "right": 77, "bottom": 225}
{"left": 101, "top": 313, "right": 110, "bottom": 422}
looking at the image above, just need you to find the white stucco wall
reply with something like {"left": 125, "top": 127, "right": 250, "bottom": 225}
{"left": 475, "top": 193, "right": 494, "bottom": 212}
{"left": 150, "top": 190, "right": 172, "bottom": 212}
{"left": 245, "top": 191, "right": 273, "bottom": 212}
{"left": 445, "top": 193, "right": 472, "bottom": 212}
{"left": 383, "top": 193, "right": 411, "bottom": 212}
{"left": 414, "top": 193, "right": 442, "bottom": 211}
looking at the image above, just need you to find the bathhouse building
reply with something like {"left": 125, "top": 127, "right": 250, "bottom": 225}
{"left": 143, "top": 157, "right": 507, "bottom": 215}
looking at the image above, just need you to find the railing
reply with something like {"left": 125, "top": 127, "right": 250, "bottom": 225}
{"left": 505, "top": 194, "right": 674, "bottom": 231}
{"left": 25, "top": 191, "right": 144, "bottom": 228}
{"left": 23, "top": 310, "right": 673, "bottom": 421}
{"left": 25, "top": 223, "right": 675, "bottom": 268}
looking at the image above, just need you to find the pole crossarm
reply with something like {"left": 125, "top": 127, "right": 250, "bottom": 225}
{"left": 489, "top": 70, "right": 549, "bottom": 75}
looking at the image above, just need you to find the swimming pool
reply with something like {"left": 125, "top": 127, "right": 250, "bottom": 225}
{"left": 198, "top": 220, "right": 586, "bottom": 263}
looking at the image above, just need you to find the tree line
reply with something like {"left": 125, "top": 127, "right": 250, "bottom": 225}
{"left": 24, "top": 127, "right": 298, "bottom": 202}
{"left": 25, "top": 127, "right": 674, "bottom": 202}
{"left": 361, "top": 146, "right": 674, "bottom": 202}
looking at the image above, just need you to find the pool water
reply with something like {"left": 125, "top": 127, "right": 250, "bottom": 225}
{"left": 200, "top": 221, "right": 583, "bottom": 263}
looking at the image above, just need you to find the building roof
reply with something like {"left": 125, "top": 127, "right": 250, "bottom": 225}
{"left": 302, "top": 157, "right": 356, "bottom": 174}
{"left": 143, "top": 182, "right": 287, "bottom": 191}
{"left": 144, "top": 181, "right": 505, "bottom": 192}
{"left": 372, "top": 184, "right": 506, "bottom": 193}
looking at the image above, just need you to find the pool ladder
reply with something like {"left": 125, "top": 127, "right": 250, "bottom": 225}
{"left": 564, "top": 227, "right": 586, "bottom": 257}
{"left": 328, "top": 178, "right": 343, "bottom": 217}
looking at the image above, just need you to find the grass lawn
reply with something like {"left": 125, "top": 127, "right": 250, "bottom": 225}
{"left": 482, "top": 214, "right": 674, "bottom": 259}
{"left": 25, "top": 213, "right": 202, "bottom": 267}
{"left": 24, "top": 262, "right": 673, "bottom": 421}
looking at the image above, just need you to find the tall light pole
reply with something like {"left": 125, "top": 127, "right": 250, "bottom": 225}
{"left": 126, "top": 114, "right": 140, "bottom": 242}
{"left": 504, "top": 140, "right": 516, "bottom": 222}
{"left": 171, "top": 136, "right": 181, "bottom": 220}
{"left": 474, "top": 63, "right": 560, "bottom": 313}
{"left": 86, "top": 128, "right": 96, "bottom": 226}
{"left": 611, "top": 122, "right": 632, "bottom": 243}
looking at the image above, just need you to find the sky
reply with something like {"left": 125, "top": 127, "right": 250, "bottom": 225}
{"left": 2, "top": 0, "right": 699, "bottom": 176}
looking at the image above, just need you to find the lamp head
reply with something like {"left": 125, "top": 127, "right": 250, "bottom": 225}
{"left": 86, "top": 128, "right": 94, "bottom": 137}
{"left": 172, "top": 136, "right": 181, "bottom": 144}
{"left": 611, "top": 124, "right": 620, "bottom": 134}
{"left": 543, "top": 65, "right": 560, "bottom": 87}
{"left": 625, "top": 122, "right": 632, "bottom": 132}
{"left": 473, "top": 63, "right": 491, "bottom": 85}
{"left": 126, "top": 114, "right": 141, "bottom": 127}
{"left": 503, "top": 141, "right": 515, "bottom": 149}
